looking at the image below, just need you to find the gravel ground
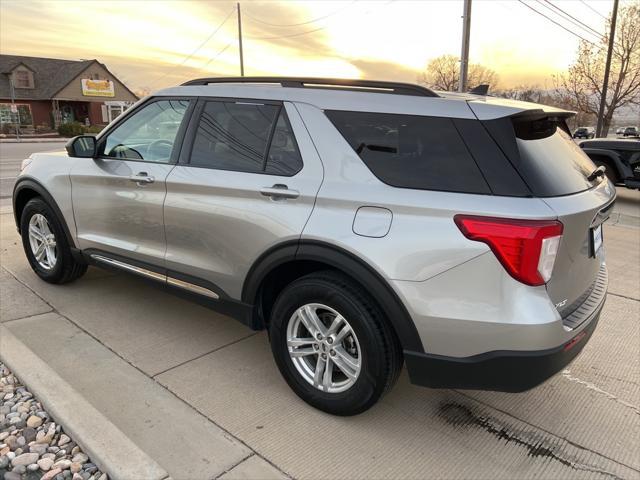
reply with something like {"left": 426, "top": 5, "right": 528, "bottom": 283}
{"left": 0, "top": 363, "right": 107, "bottom": 480}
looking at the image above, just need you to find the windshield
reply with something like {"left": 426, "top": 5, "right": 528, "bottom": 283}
{"left": 515, "top": 121, "right": 597, "bottom": 197}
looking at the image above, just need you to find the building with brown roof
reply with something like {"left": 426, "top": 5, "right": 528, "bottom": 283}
{"left": 0, "top": 54, "right": 138, "bottom": 131}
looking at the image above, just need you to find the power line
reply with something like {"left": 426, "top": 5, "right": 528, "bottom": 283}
{"left": 201, "top": 42, "right": 233, "bottom": 70}
{"left": 541, "top": 0, "right": 604, "bottom": 39}
{"left": 579, "top": 0, "right": 608, "bottom": 20}
{"left": 247, "top": 24, "right": 328, "bottom": 41}
{"left": 246, "top": 0, "right": 396, "bottom": 41}
{"left": 242, "top": 1, "right": 357, "bottom": 28}
{"left": 517, "top": 1, "right": 603, "bottom": 50}
{"left": 148, "top": 7, "right": 235, "bottom": 87}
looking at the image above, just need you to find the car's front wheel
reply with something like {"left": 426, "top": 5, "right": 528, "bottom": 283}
{"left": 269, "top": 271, "right": 402, "bottom": 416}
{"left": 20, "top": 197, "right": 87, "bottom": 284}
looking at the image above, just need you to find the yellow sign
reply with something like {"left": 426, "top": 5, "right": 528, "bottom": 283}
{"left": 81, "top": 79, "right": 115, "bottom": 97}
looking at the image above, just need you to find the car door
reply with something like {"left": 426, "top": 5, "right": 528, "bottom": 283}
{"left": 163, "top": 99, "right": 323, "bottom": 300}
{"left": 70, "top": 98, "right": 193, "bottom": 266}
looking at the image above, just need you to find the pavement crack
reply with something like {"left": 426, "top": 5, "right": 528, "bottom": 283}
{"left": 561, "top": 369, "right": 640, "bottom": 415}
{"left": 213, "top": 453, "right": 255, "bottom": 480}
{"left": 607, "top": 291, "right": 640, "bottom": 302}
{"left": 439, "top": 402, "right": 631, "bottom": 480}
{"left": 152, "top": 332, "right": 259, "bottom": 378}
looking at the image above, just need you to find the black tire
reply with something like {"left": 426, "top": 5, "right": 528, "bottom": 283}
{"left": 269, "top": 270, "right": 403, "bottom": 416}
{"left": 20, "top": 197, "right": 87, "bottom": 284}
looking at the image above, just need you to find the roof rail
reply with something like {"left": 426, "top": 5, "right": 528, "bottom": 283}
{"left": 180, "top": 77, "right": 440, "bottom": 98}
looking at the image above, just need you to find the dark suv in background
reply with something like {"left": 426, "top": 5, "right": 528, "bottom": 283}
{"left": 579, "top": 138, "right": 640, "bottom": 189}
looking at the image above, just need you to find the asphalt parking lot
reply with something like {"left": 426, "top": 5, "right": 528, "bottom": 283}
{"left": 0, "top": 142, "right": 639, "bottom": 479}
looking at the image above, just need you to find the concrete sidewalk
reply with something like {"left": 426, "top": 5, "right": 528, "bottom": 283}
{"left": 1, "top": 209, "right": 639, "bottom": 479}
{"left": 0, "top": 138, "right": 65, "bottom": 143}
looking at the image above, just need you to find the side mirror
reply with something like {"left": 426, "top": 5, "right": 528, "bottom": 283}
{"left": 66, "top": 135, "right": 96, "bottom": 158}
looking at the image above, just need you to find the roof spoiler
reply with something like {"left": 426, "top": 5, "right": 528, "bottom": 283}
{"left": 469, "top": 84, "right": 490, "bottom": 95}
{"left": 510, "top": 109, "right": 575, "bottom": 121}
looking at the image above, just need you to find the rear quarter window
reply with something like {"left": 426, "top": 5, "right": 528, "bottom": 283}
{"left": 326, "top": 110, "right": 491, "bottom": 194}
{"left": 484, "top": 116, "right": 597, "bottom": 197}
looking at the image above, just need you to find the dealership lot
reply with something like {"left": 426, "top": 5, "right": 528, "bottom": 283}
{"left": 0, "top": 143, "right": 639, "bottom": 479}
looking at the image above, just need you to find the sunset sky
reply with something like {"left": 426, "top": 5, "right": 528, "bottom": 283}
{"left": 0, "top": 0, "right": 620, "bottom": 92}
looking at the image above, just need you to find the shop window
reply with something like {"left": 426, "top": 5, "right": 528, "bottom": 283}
{"left": 0, "top": 104, "right": 33, "bottom": 126}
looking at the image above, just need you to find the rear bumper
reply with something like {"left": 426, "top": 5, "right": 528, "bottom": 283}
{"left": 404, "top": 299, "right": 603, "bottom": 392}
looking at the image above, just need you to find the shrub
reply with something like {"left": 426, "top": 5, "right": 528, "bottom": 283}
{"left": 84, "top": 125, "right": 104, "bottom": 134}
{"left": 57, "top": 121, "right": 86, "bottom": 137}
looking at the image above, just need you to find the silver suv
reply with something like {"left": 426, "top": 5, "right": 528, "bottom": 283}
{"left": 13, "top": 78, "right": 613, "bottom": 415}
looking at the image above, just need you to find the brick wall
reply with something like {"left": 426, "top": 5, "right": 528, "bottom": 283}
{"left": 29, "top": 100, "right": 52, "bottom": 127}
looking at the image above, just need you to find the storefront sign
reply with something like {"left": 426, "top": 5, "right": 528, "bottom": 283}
{"left": 81, "top": 79, "right": 115, "bottom": 97}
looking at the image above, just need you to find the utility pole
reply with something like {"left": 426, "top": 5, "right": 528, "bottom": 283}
{"left": 596, "top": 0, "right": 618, "bottom": 138}
{"left": 237, "top": 2, "right": 245, "bottom": 76}
{"left": 459, "top": 0, "right": 472, "bottom": 92}
{"left": 8, "top": 73, "right": 20, "bottom": 141}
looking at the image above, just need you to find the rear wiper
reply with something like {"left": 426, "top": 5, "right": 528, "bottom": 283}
{"left": 587, "top": 165, "right": 606, "bottom": 181}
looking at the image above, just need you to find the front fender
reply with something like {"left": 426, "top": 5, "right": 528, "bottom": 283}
{"left": 12, "top": 177, "right": 77, "bottom": 248}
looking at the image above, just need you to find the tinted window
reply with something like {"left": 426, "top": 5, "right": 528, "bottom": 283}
{"left": 514, "top": 119, "right": 596, "bottom": 197}
{"left": 190, "top": 101, "right": 278, "bottom": 173}
{"left": 326, "top": 111, "right": 491, "bottom": 194}
{"left": 265, "top": 110, "right": 303, "bottom": 175}
{"left": 102, "top": 100, "right": 189, "bottom": 163}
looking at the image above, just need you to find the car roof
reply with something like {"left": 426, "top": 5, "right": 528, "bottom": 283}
{"left": 155, "top": 77, "right": 573, "bottom": 121}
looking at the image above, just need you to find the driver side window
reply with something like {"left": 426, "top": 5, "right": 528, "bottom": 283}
{"left": 101, "top": 99, "right": 190, "bottom": 163}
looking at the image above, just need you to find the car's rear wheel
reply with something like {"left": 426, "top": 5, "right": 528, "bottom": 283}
{"left": 269, "top": 270, "right": 402, "bottom": 416}
{"left": 20, "top": 197, "right": 87, "bottom": 284}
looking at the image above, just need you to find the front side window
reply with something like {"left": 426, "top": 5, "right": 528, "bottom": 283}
{"left": 190, "top": 101, "right": 303, "bottom": 176}
{"left": 101, "top": 99, "right": 190, "bottom": 163}
{"left": 326, "top": 110, "right": 491, "bottom": 194}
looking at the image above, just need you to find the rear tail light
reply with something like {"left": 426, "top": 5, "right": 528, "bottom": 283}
{"left": 454, "top": 215, "right": 563, "bottom": 286}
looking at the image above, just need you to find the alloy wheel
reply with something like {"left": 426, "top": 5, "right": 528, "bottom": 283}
{"left": 286, "top": 303, "right": 362, "bottom": 393}
{"left": 28, "top": 213, "right": 57, "bottom": 270}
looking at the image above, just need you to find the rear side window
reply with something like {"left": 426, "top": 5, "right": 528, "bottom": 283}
{"left": 326, "top": 111, "right": 491, "bottom": 194}
{"left": 265, "top": 111, "right": 303, "bottom": 175}
{"left": 190, "top": 101, "right": 302, "bottom": 176}
{"left": 485, "top": 117, "right": 597, "bottom": 197}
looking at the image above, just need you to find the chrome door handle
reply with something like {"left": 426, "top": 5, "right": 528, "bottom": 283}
{"left": 129, "top": 172, "right": 155, "bottom": 185}
{"left": 260, "top": 184, "right": 299, "bottom": 200}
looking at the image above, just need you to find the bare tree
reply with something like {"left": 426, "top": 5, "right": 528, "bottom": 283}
{"left": 555, "top": 1, "right": 640, "bottom": 135}
{"left": 418, "top": 54, "right": 499, "bottom": 91}
{"left": 495, "top": 84, "right": 544, "bottom": 103}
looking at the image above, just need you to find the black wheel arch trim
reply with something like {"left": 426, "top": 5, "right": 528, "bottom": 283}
{"left": 242, "top": 239, "right": 424, "bottom": 353}
{"left": 12, "top": 177, "right": 77, "bottom": 249}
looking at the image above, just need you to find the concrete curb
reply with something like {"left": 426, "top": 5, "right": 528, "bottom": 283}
{"left": 0, "top": 323, "right": 169, "bottom": 480}
{"left": 0, "top": 139, "right": 66, "bottom": 143}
